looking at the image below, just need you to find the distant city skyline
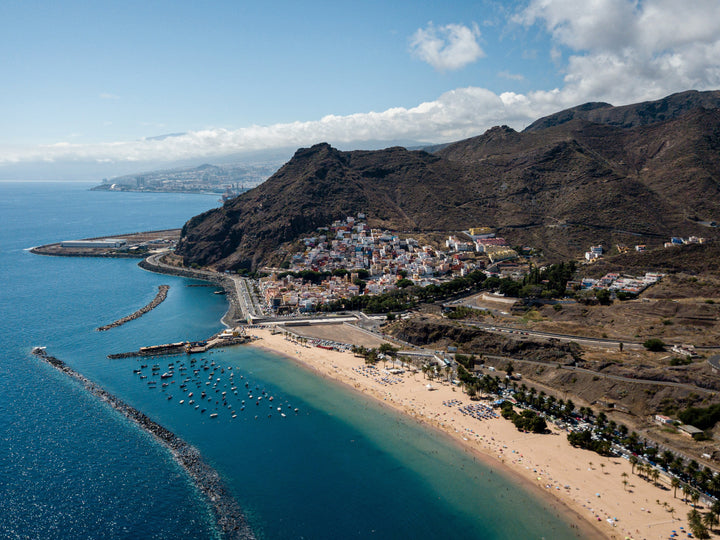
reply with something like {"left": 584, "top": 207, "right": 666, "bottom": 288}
{"left": 2, "top": 0, "right": 720, "bottom": 177}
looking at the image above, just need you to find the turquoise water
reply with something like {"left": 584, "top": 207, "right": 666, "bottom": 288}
{"left": 0, "top": 182, "right": 582, "bottom": 539}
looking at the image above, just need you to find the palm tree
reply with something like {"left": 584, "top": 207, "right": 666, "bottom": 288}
{"left": 682, "top": 484, "right": 691, "bottom": 504}
{"left": 661, "top": 450, "right": 674, "bottom": 469}
{"left": 710, "top": 474, "right": 720, "bottom": 497}
{"left": 691, "top": 490, "right": 700, "bottom": 509}
{"left": 671, "top": 457, "right": 685, "bottom": 475}
{"left": 672, "top": 477, "right": 680, "bottom": 499}
{"left": 711, "top": 499, "right": 720, "bottom": 518}
{"left": 703, "top": 511, "right": 718, "bottom": 533}
{"left": 629, "top": 455, "right": 638, "bottom": 475}
{"left": 651, "top": 468, "right": 660, "bottom": 487}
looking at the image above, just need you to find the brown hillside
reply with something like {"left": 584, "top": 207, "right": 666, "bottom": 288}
{"left": 177, "top": 91, "right": 720, "bottom": 271}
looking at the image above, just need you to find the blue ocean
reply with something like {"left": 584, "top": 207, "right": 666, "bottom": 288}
{"left": 0, "top": 182, "right": 582, "bottom": 539}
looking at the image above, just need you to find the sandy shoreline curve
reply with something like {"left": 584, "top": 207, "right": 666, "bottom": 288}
{"left": 249, "top": 327, "right": 694, "bottom": 540}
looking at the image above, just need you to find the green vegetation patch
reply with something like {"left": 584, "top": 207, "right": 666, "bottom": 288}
{"left": 678, "top": 403, "right": 720, "bottom": 430}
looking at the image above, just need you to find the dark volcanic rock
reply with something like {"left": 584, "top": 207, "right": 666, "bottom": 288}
{"left": 523, "top": 89, "right": 720, "bottom": 132}
{"left": 178, "top": 90, "right": 720, "bottom": 270}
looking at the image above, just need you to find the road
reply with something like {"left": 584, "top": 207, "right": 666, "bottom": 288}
{"left": 461, "top": 320, "right": 645, "bottom": 350}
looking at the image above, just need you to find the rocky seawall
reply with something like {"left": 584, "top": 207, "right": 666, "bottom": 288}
{"left": 97, "top": 285, "right": 170, "bottom": 331}
{"left": 31, "top": 348, "right": 255, "bottom": 540}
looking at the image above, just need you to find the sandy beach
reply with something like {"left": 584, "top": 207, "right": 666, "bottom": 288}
{"left": 249, "top": 327, "right": 695, "bottom": 540}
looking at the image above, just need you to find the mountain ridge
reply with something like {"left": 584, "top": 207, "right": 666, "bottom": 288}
{"left": 177, "top": 90, "right": 720, "bottom": 271}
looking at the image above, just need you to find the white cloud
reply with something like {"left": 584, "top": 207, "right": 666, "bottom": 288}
{"left": 99, "top": 92, "right": 120, "bottom": 100}
{"left": 410, "top": 22, "right": 484, "bottom": 71}
{"left": 0, "top": 87, "right": 553, "bottom": 165}
{"left": 514, "top": 0, "right": 720, "bottom": 105}
{"left": 2, "top": 1, "right": 720, "bottom": 169}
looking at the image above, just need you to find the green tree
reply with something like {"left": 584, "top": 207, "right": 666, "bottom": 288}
{"left": 595, "top": 289, "right": 612, "bottom": 305}
{"left": 703, "top": 511, "right": 718, "bottom": 534}
{"left": 643, "top": 338, "right": 666, "bottom": 352}
{"left": 672, "top": 477, "right": 680, "bottom": 499}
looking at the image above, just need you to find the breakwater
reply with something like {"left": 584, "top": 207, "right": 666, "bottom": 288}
{"left": 31, "top": 347, "right": 255, "bottom": 540}
{"left": 97, "top": 285, "right": 170, "bottom": 331}
{"left": 107, "top": 333, "right": 250, "bottom": 359}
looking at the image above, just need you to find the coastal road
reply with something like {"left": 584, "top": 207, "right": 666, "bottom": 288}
{"left": 227, "top": 275, "right": 261, "bottom": 322}
{"left": 461, "top": 321, "right": 646, "bottom": 350}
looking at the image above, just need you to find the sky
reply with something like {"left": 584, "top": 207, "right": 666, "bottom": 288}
{"left": 2, "top": 0, "right": 720, "bottom": 178}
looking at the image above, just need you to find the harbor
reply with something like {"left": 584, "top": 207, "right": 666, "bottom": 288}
{"left": 30, "top": 347, "right": 255, "bottom": 540}
{"left": 107, "top": 328, "right": 251, "bottom": 359}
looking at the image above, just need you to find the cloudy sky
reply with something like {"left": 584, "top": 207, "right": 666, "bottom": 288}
{"left": 2, "top": 0, "right": 720, "bottom": 176}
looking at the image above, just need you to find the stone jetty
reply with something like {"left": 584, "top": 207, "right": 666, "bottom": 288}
{"left": 97, "top": 285, "right": 169, "bottom": 331}
{"left": 31, "top": 347, "right": 255, "bottom": 540}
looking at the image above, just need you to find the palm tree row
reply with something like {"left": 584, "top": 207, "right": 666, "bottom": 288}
{"left": 456, "top": 357, "right": 720, "bottom": 502}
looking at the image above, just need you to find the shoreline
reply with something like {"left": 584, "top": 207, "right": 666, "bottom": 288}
{"left": 250, "top": 340, "right": 598, "bottom": 538}
{"left": 31, "top": 348, "right": 254, "bottom": 540}
{"left": 134, "top": 253, "right": 692, "bottom": 539}
{"left": 248, "top": 328, "right": 692, "bottom": 540}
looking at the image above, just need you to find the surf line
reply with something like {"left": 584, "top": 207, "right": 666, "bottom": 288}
{"left": 31, "top": 347, "right": 255, "bottom": 540}
{"left": 96, "top": 285, "right": 170, "bottom": 331}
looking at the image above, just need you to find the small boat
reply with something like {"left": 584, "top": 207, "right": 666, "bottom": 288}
{"left": 161, "top": 372, "right": 172, "bottom": 379}
{"left": 167, "top": 395, "right": 173, "bottom": 400}
{"left": 210, "top": 413, "right": 218, "bottom": 418}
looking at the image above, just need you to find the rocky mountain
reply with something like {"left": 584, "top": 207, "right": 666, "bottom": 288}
{"left": 177, "top": 90, "right": 720, "bottom": 271}
{"left": 523, "top": 89, "right": 720, "bottom": 132}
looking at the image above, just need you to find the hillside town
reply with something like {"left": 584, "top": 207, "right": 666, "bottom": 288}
{"left": 256, "top": 214, "right": 681, "bottom": 314}
{"left": 257, "top": 214, "right": 527, "bottom": 313}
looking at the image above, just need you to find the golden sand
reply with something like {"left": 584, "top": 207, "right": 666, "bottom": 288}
{"left": 250, "top": 327, "right": 694, "bottom": 540}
